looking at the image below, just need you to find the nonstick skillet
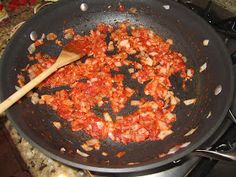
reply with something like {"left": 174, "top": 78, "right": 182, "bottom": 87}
{"left": 0, "top": 0, "right": 234, "bottom": 173}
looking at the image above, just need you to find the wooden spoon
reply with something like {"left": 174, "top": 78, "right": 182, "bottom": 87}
{"left": 0, "top": 49, "right": 83, "bottom": 114}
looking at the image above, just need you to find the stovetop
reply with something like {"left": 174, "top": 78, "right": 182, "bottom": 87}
{"left": 0, "top": 1, "right": 236, "bottom": 177}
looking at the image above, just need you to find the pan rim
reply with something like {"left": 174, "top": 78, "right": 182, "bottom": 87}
{"left": 0, "top": 0, "right": 235, "bottom": 173}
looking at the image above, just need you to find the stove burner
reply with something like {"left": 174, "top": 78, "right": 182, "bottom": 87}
{"left": 177, "top": 0, "right": 236, "bottom": 40}
{"left": 178, "top": 1, "right": 220, "bottom": 24}
{"left": 213, "top": 17, "right": 236, "bottom": 39}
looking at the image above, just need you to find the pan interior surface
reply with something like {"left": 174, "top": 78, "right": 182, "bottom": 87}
{"left": 0, "top": 0, "right": 234, "bottom": 173}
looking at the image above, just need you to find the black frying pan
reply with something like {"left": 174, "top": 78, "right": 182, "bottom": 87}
{"left": 0, "top": 0, "right": 234, "bottom": 173}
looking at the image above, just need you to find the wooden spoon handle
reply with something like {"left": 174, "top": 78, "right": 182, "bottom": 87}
{"left": 0, "top": 64, "right": 58, "bottom": 114}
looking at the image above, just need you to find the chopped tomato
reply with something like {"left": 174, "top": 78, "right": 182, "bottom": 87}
{"left": 22, "top": 22, "right": 194, "bottom": 144}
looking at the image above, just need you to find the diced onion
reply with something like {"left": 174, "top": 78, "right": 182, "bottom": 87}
{"left": 120, "top": 39, "right": 130, "bottom": 48}
{"left": 184, "top": 128, "right": 197, "bottom": 136}
{"left": 166, "top": 38, "right": 173, "bottom": 45}
{"left": 31, "top": 92, "right": 39, "bottom": 105}
{"left": 203, "top": 39, "right": 209, "bottom": 46}
{"left": 143, "top": 57, "right": 153, "bottom": 66}
{"left": 136, "top": 63, "right": 142, "bottom": 69}
{"left": 81, "top": 143, "right": 93, "bottom": 152}
{"left": 180, "top": 142, "right": 191, "bottom": 148}
{"left": 187, "top": 69, "right": 193, "bottom": 77}
{"left": 116, "top": 116, "right": 123, "bottom": 120}
{"left": 116, "top": 151, "right": 126, "bottom": 158}
{"left": 183, "top": 98, "right": 196, "bottom": 105}
{"left": 28, "top": 43, "right": 36, "bottom": 54}
{"left": 96, "top": 121, "right": 104, "bottom": 129}
{"left": 97, "top": 101, "right": 104, "bottom": 107}
{"left": 115, "top": 62, "right": 122, "bottom": 67}
{"left": 182, "top": 56, "right": 187, "bottom": 62}
{"left": 15, "top": 85, "right": 20, "bottom": 91}
{"left": 131, "top": 100, "right": 141, "bottom": 106}
{"left": 199, "top": 62, "right": 207, "bottom": 73}
{"left": 76, "top": 149, "right": 89, "bottom": 157}
{"left": 128, "top": 68, "right": 135, "bottom": 73}
{"left": 64, "top": 33, "right": 73, "bottom": 40}
{"left": 86, "top": 138, "right": 100, "bottom": 146}
{"left": 170, "top": 96, "right": 180, "bottom": 105}
{"left": 163, "top": 5, "right": 170, "bottom": 10}
{"left": 102, "top": 152, "right": 108, "bottom": 156}
{"left": 90, "top": 78, "right": 98, "bottom": 82}
{"left": 40, "top": 33, "right": 45, "bottom": 40}
{"left": 53, "top": 121, "right": 61, "bottom": 129}
{"left": 103, "top": 112, "right": 113, "bottom": 122}
{"left": 128, "top": 162, "right": 140, "bottom": 165}
{"left": 158, "top": 130, "right": 173, "bottom": 140}
{"left": 165, "top": 113, "right": 174, "bottom": 120}
{"left": 149, "top": 52, "right": 158, "bottom": 56}
{"left": 206, "top": 111, "right": 212, "bottom": 119}
{"left": 159, "top": 153, "right": 167, "bottom": 158}
{"left": 60, "top": 147, "right": 66, "bottom": 152}
{"left": 107, "top": 41, "right": 114, "bottom": 51}
{"left": 55, "top": 39, "right": 63, "bottom": 46}
{"left": 167, "top": 146, "right": 179, "bottom": 155}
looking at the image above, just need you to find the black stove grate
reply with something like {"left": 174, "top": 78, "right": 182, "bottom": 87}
{"left": 178, "top": 1, "right": 236, "bottom": 39}
{"left": 177, "top": 0, "right": 236, "bottom": 62}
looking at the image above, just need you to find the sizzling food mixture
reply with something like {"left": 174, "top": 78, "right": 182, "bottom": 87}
{"left": 18, "top": 22, "right": 194, "bottom": 145}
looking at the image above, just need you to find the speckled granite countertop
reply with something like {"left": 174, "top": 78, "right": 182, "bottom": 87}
{"left": 5, "top": 122, "right": 84, "bottom": 177}
{"left": 0, "top": 0, "right": 235, "bottom": 177}
{"left": 214, "top": 0, "right": 236, "bottom": 14}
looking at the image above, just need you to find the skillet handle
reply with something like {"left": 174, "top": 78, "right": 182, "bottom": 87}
{"left": 193, "top": 109, "right": 236, "bottom": 161}
{"left": 193, "top": 140, "right": 236, "bottom": 161}
{"left": 0, "top": 64, "right": 58, "bottom": 114}
{"left": 228, "top": 109, "right": 236, "bottom": 124}
{"left": 193, "top": 149, "right": 236, "bottom": 161}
